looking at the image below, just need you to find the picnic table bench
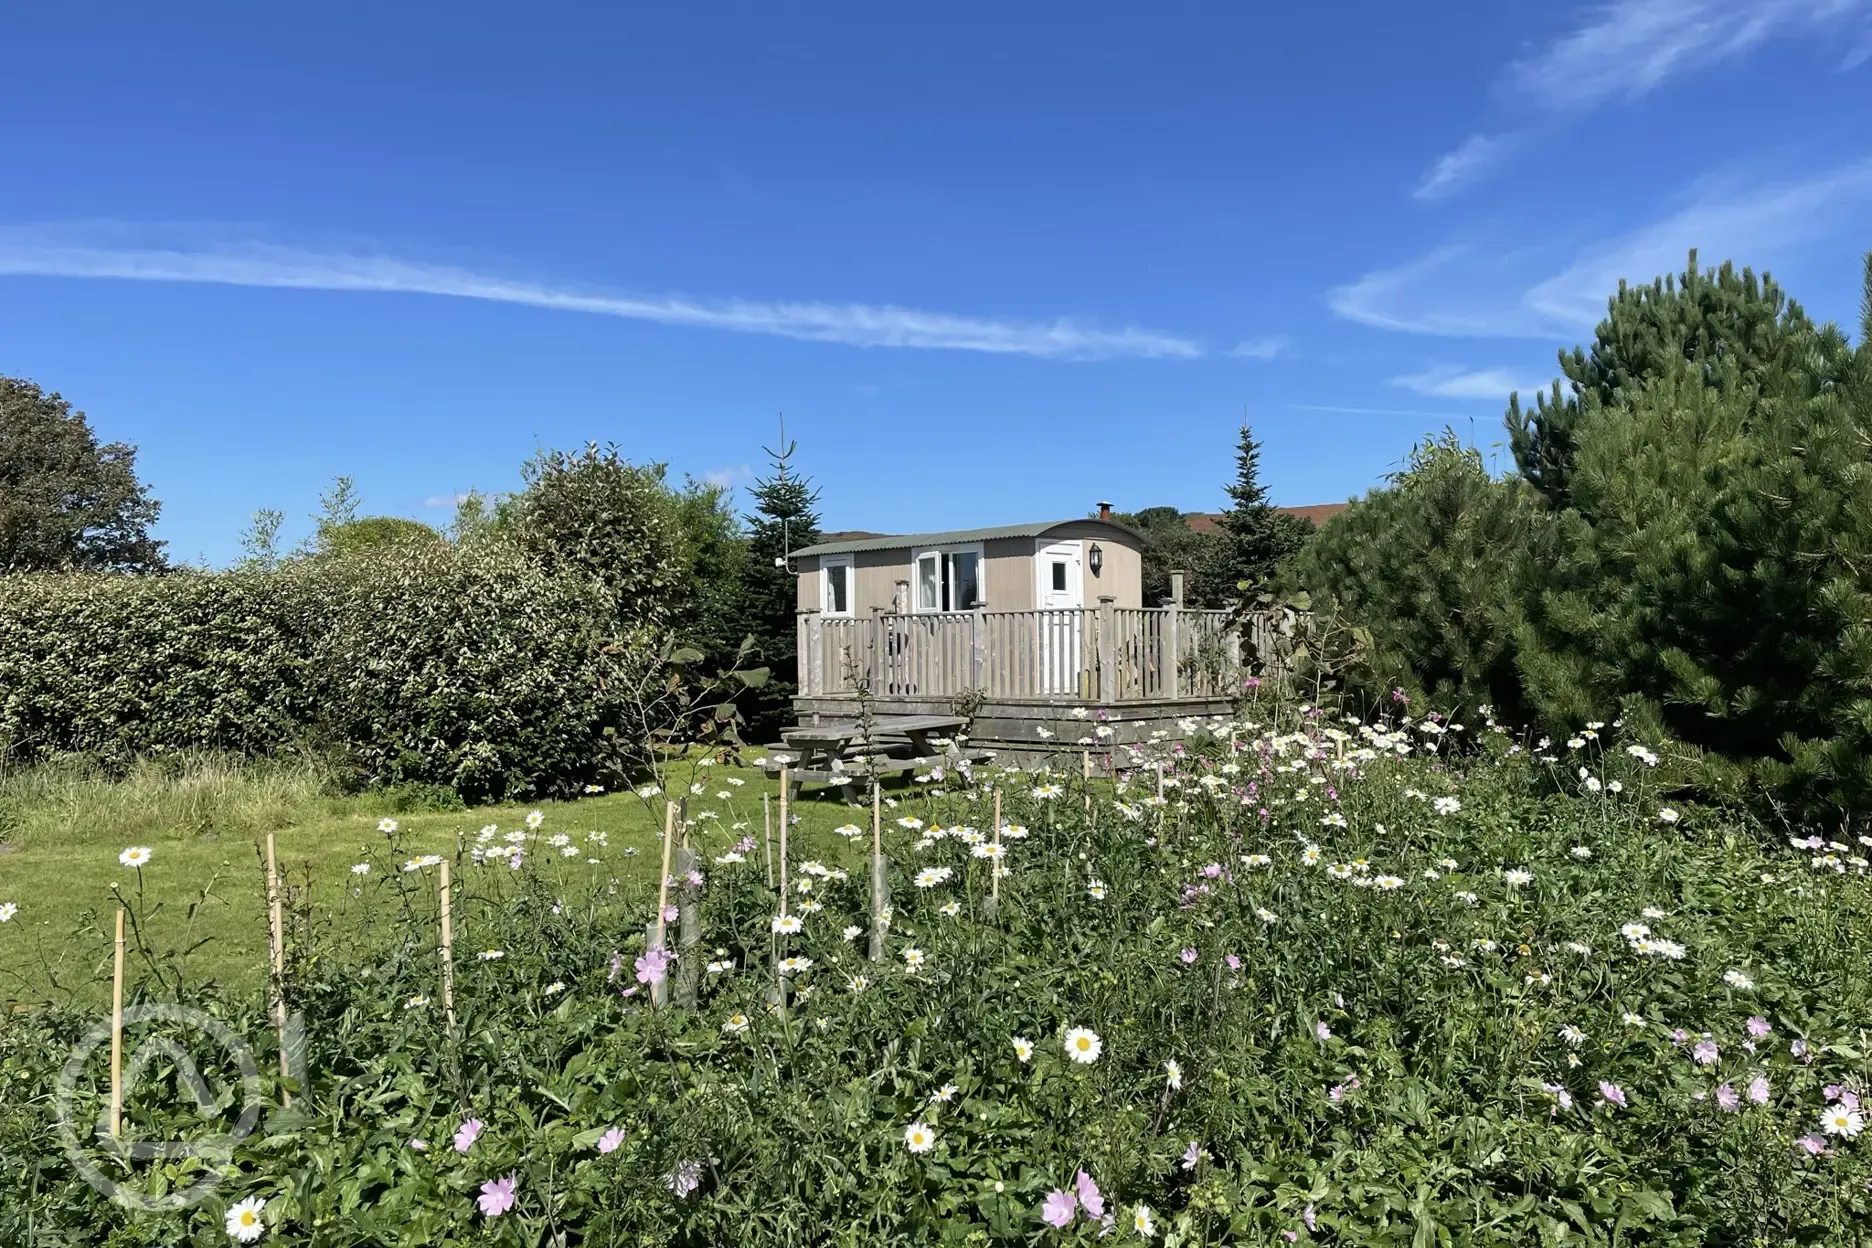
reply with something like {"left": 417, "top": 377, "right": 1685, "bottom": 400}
{"left": 761, "top": 714, "right": 990, "bottom": 787}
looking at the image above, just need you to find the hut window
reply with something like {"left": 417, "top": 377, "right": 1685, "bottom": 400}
{"left": 821, "top": 556, "right": 853, "bottom": 616}
{"left": 913, "top": 546, "right": 983, "bottom": 611}
{"left": 1051, "top": 560, "right": 1068, "bottom": 592}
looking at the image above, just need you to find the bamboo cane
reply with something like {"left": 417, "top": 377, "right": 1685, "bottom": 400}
{"left": 439, "top": 859, "right": 455, "bottom": 1035}
{"left": 109, "top": 906, "right": 125, "bottom": 1139}
{"left": 991, "top": 788, "right": 1003, "bottom": 904}
{"left": 265, "top": 833, "right": 291, "bottom": 1107}
{"left": 762, "top": 792, "right": 775, "bottom": 887}
{"left": 1082, "top": 750, "right": 1093, "bottom": 822}
{"left": 654, "top": 800, "right": 676, "bottom": 950}
{"left": 871, "top": 779, "right": 883, "bottom": 913}
{"left": 777, "top": 768, "right": 790, "bottom": 919}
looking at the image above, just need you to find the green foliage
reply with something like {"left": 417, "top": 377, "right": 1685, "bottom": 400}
{"left": 1213, "top": 423, "right": 1312, "bottom": 596}
{"left": 315, "top": 515, "right": 444, "bottom": 559}
{"left": 1285, "top": 434, "right": 1534, "bottom": 717}
{"left": 0, "top": 545, "right": 658, "bottom": 802}
{"left": 5, "top": 722, "right": 1869, "bottom": 1244}
{"left": 742, "top": 429, "right": 821, "bottom": 740}
{"left": 1109, "top": 506, "right": 1226, "bottom": 606}
{"left": 1515, "top": 347, "right": 1872, "bottom": 817}
{"left": 0, "top": 374, "right": 165, "bottom": 573}
{"left": 509, "top": 443, "right": 689, "bottom": 630}
{"left": 1507, "top": 250, "right": 1828, "bottom": 510}
{"left": 669, "top": 476, "right": 751, "bottom": 674}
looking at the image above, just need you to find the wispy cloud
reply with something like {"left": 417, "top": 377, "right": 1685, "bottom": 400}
{"left": 1524, "top": 157, "right": 1872, "bottom": 325}
{"left": 1413, "top": 135, "right": 1513, "bottom": 201}
{"left": 422, "top": 492, "right": 472, "bottom": 508}
{"left": 1327, "top": 246, "right": 1531, "bottom": 337}
{"left": 1512, "top": 0, "right": 1869, "bottom": 114}
{"left": 0, "top": 224, "right": 1203, "bottom": 361}
{"left": 1227, "top": 335, "right": 1290, "bottom": 360}
{"left": 1337, "top": 156, "right": 1872, "bottom": 337}
{"left": 1416, "top": 1, "right": 1870, "bottom": 199}
{"left": 1389, "top": 365, "right": 1550, "bottom": 401}
{"left": 1289, "top": 403, "right": 1490, "bottom": 419}
{"left": 703, "top": 465, "right": 752, "bottom": 489}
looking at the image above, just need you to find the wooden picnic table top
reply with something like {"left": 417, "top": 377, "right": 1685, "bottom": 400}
{"left": 781, "top": 714, "right": 966, "bottom": 742}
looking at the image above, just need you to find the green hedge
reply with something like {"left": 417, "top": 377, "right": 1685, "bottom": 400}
{"left": 0, "top": 548, "right": 653, "bottom": 801}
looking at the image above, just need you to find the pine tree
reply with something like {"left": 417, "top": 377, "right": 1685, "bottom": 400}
{"left": 742, "top": 424, "right": 821, "bottom": 740}
{"left": 1507, "top": 250, "right": 1841, "bottom": 509}
{"left": 1516, "top": 295, "right": 1872, "bottom": 816}
{"left": 1214, "top": 422, "right": 1309, "bottom": 594}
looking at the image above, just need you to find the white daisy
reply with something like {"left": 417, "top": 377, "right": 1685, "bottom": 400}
{"left": 224, "top": 1195, "right": 267, "bottom": 1242}
{"left": 119, "top": 846, "right": 152, "bottom": 868}
{"left": 1063, "top": 1026, "right": 1103, "bottom": 1064}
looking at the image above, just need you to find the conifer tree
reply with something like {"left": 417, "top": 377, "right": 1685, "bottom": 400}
{"left": 742, "top": 424, "right": 821, "bottom": 739}
{"left": 1507, "top": 250, "right": 1842, "bottom": 509}
{"left": 1213, "top": 422, "right": 1309, "bottom": 594}
{"left": 1516, "top": 289, "right": 1872, "bottom": 816}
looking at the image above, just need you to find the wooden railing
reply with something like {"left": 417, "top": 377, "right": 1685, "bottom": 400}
{"left": 798, "top": 602, "right": 1261, "bottom": 703}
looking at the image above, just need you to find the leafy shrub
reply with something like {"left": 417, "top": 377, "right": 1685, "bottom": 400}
{"left": 1283, "top": 434, "right": 1535, "bottom": 718}
{"left": 3, "top": 721, "right": 1868, "bottom": 1245}
{"left": 509, "top": 443, "right": 689, "bottom": 630}
{"left": 0, "top": 545, "right": 657, "bottom": 801}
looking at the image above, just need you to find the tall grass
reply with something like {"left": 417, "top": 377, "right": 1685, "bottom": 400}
{"left": 0, "top": 752, "right": 353, "bottom": 851}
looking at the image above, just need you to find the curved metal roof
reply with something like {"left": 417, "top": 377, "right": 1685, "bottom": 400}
{"left": 794, "top": 518, "right": 1143, "bottom": 558}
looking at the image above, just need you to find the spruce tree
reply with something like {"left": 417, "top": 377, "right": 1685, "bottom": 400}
{"left": 1507, "top": 250, "right": 1840, "bottom": 509}
{"left": 742, "top": 426, "right": 821, "bottom": 740}
{"left": 1214, "top": 422, "right": 1309, "bottom": 594}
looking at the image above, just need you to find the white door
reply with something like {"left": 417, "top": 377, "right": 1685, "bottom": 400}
{"left": 1035, "top": 541, "right": 1083, "bottom": 695}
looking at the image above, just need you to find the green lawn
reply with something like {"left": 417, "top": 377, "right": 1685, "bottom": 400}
{"left": 0, "top": 759, "right": 934, "bottom": 1005}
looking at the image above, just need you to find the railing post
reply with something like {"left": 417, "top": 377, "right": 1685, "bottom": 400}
{"left": 1096, "top": 596, "right": 1117, "bottom": 704}
{"left": 1164, "top": 572, "right": 1183, "bottom": 700}
{"left": 869, "top": 606, "right": 885, "bottom": 695}
{"left": 797, "top": 610, "right": 815, "bottom": 696}
{"left": 971, "top": 607, "right": 984, "bottom": 693}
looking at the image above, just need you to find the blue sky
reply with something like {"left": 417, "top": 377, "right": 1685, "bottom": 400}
{"left": 3, "top": 1, "right": 1870, "bottom": 565}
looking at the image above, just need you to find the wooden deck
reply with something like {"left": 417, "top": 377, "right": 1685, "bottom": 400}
{"left": 797, "top": 601, "right": 1272, "bottom": 704}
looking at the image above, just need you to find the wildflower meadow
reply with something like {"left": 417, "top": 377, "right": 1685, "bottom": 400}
{"left": 3, "top": 710, "right": 1870, "bottom": 1245}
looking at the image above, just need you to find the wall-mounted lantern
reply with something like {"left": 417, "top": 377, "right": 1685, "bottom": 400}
{"left": 1088, "top": 543, "right": 1104, "bottom": 576}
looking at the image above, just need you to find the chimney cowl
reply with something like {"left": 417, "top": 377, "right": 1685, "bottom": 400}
{"left": 1096, "top": 500, "right": 1112, "bottom": 520}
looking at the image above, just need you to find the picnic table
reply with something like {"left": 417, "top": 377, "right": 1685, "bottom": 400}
{"left": 762, "top": 714, "right": 988, "bottom": 787}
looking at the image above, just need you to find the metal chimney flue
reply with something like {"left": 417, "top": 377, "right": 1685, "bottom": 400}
{"left": 1097, "top": 500, "right": 1112, "bottom": 520}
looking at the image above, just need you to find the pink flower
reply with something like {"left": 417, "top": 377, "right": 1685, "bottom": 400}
{"left": 666, "top": 1160, "right": 702, "bottom": 1197}
{"left": 1597, "top": 1081, "right": 1627, "bottom": 1108}
{"left": 1795, "top": 1134, "right": 1827, "bottom": 1156}
{"left": 1179, "top": 947, "right": 1199, "bottom": 964}
{"left": 1304, "top": 1203, "right": 1317, "bottom": 1231}
{"left": 454, "top": 1118, "right": 483, "bottom": 1153}
{"left": 1201, "top": 862, "right": 1223, "bottom": 879}
{"left": 1747, "top": 1076, "right": 1770, "bottom": 1105}
{"left": 1074, "top": 1169, "right": 1104, "bottom": 1219}
{"left": 1692, "top": 1039, "right": 1719, "bottom": 1066}
{"left": 1315, "top": 1021, "right": 1332, "bottom": 1042}
{"left": 478, "top": 1173, "right": 517, "bottom": 1217}
{"left": 1283, "top": 1233, "right": 1299, "bottom": 1243}
{"left": 1745, "top": 1016, "right": 1771, "bottom": 1037}
{"left": 1226, "top": 954, "right": 1242, "bottom": 971}
{"left": 1180, "top": 1140, "right": 1203, "bottom": 1171}
{"left": 1041, "top": 1188, "right": 1078, "bottom": 1228}
{"left": 1716, "top": 1083, "right": 1740, "bottom": 1111}
{"left": 635, "top": 948, "right": 673, "bottom": 986}
{"left": 662, "top": 904, "right": 679, "bottom": 922}
{"left": 597, "top": 1127, "right": 626, "bottom": 1154}
{"left": 408, "top": 1138, "right": 427, "bottom": 1151}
